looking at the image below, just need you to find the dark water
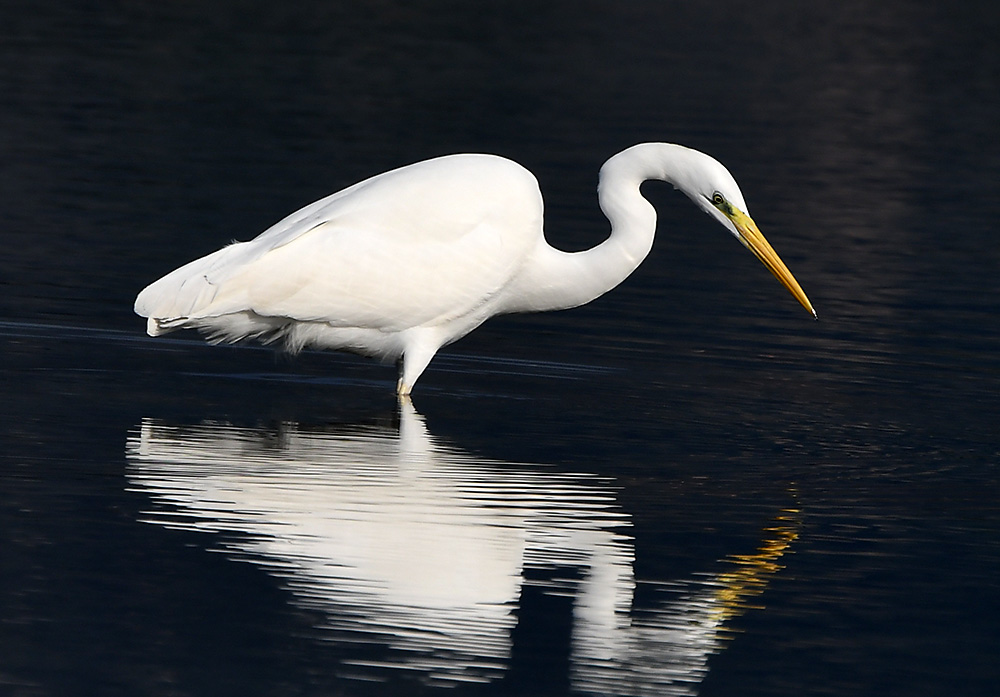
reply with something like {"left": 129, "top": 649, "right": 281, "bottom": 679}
{"left": 2, "top": 1, "right": 999, "bottom": 695}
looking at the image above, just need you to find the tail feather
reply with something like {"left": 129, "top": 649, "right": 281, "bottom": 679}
{"left": 144, "top": 308, "right": 290, "bottom": 344}
{"left": 135, "top": 243, "right": 253, "bottom": 327}
{"left": 145, "top": 316, "right": 183, "bottom": 337}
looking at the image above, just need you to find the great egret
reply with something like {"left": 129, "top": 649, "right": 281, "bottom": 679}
{"left": 135, "top": 143, "right": 815, "bottom": 394}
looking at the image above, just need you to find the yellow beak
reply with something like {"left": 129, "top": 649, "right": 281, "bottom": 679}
{"left": 728, "top": 208, "right": 816, "bottom": 319}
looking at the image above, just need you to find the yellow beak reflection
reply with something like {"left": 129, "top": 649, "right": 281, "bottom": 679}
{"left": 728, "top": 208, "right": 816, "bottom": 319}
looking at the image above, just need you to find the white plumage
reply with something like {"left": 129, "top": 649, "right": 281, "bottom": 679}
{"left": 136, "top": 143, "right": 814, "bottom": 394}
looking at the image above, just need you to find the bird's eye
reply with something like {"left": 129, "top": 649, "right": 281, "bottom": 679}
{"left": 711, "top": 192, "right": 725, "bottom": 206}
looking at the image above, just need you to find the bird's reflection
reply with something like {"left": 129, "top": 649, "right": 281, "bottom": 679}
{"left": 125, "top": 402, "right": 797, "bottom": 694}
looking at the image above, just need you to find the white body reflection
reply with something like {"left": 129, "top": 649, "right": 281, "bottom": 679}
{"left": 125, "top": 403, "right": 796, "bottom": 694}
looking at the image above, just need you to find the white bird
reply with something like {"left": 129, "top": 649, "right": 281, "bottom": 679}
{"left": 135, "top": 143, "right": 815, "bottom": 395}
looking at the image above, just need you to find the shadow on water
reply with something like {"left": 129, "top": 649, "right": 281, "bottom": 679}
{"left": 125, "top": 401, "right": 799, "bottom": 695}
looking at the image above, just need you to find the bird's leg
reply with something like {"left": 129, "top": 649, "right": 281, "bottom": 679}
{"left": 395, "top": 358, "right": 409, "bottom": 396}
{"left": 396, "top": 331, "right": 441, "bottom": 395}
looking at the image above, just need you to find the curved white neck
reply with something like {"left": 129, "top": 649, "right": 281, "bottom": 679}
{"left": 504, "top": 143, "right": 700, "bottom": 313}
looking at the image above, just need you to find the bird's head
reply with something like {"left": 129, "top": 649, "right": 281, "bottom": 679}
{"left": 673, "top": 147, "right": 817, "bottom": 319}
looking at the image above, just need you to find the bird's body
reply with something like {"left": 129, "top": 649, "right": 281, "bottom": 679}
{"left": 136, "top": 143, "right": 814, "bottom": 394}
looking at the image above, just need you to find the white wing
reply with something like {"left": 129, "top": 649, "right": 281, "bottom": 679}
{"left": 135, "top": 154, "right": 544, "bottom": 335}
